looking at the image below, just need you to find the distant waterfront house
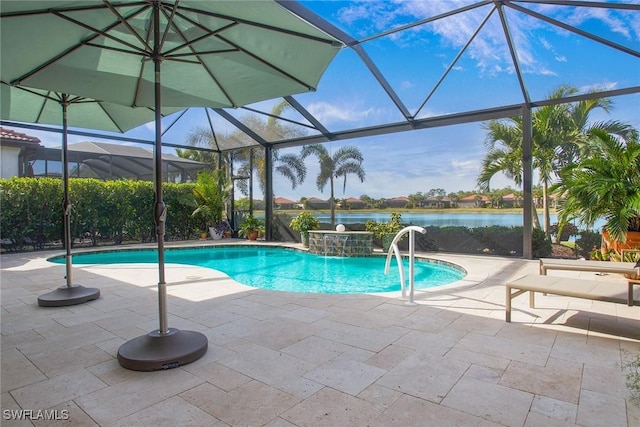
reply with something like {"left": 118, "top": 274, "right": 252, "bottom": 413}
{"left": 344, "top": 197, "right": 366, "bottom": 209}
{"left": 306, "top": 197, "right": 330, "bottom": 210}
{"left": 424, "top": 196, "right": 452, "bottom": 209}
{"left": 458, "top": 194, "right": 489, "bottom": 208}
{"left": 274, "top": 196, "right": 296, "bottom": 210}
{"left": 0, "top": 127, "right": 41, "bottom": 178}
{"left": 384, "top": 196, "right": 410, "bottom": 208}
{"left": 502, "top": 193, "right": 522, "bottom": 208}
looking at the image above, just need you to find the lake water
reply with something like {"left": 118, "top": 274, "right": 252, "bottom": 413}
{"left": 299, "top": 212, "right": 604, "bottom": 230}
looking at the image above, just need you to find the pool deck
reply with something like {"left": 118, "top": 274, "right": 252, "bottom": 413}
{"left": 1, "top": 240, "right": 639, "bottom": 426}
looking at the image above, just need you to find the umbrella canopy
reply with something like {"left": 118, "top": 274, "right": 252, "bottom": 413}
{"left": 0, "top": 1, "right": 342, "bottom": 109}
{"left": 0, "top": 82, "right": 180, "bottom": 308}
{"left": 1, "top": 0, "right": 342, "bottom": 371}
{"left": 0, "top": 83, "right": 176, "bottom": 132}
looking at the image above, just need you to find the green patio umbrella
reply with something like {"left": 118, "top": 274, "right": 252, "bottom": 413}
{"left": 1, "top": 1, "right": 342, "bottom": 371}
{"left": 1, "top": 82, "right": 179, "bottom": 307}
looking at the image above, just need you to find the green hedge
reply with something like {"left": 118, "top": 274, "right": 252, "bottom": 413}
{"left": 2, "top": 178, "right": 553, "bottom": 259}
{"left": 1, "top": 177, "right": 203, "bottom": 250}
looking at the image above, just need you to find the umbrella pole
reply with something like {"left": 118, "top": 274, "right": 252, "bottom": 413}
{"left": 117, "top": 1, "right": 207, "bottom": 371}
{"left": 38, "top": 96, "right": 100, "bottom": 307}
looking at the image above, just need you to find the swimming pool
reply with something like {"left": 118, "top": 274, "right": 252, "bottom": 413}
{"left": 52, "top": 245, "right": 466, "bottom": 294}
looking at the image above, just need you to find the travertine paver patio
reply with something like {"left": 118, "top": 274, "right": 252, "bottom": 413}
{"left": 1, "top": 240, "right": 639, "bottom": 426}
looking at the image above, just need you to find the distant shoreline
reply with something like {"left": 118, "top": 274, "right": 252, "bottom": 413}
{"left": 260, "top": 207, "right": 555, "bottom": 215}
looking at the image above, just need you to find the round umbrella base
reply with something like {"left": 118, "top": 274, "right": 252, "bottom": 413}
{"left": 38, "top": 285, "right": 100, "bottom": 307}
{"left": 117, "top": 328, "right": 208, "bottom": 371}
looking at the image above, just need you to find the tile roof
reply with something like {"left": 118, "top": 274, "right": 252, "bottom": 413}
{"left": 0, "top": 127, "right": 41, "bottom": 144}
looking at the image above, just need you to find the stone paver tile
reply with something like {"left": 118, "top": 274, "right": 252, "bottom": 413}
{"left": 1, "top": 329, "right": 45, "bottom": 350}
{"left": 529, "top": 395, "right": 577, "bottom": 423}
{"left": 456, "top": 333, "right": 550, "bottom": 366}
{"left": 366, "top": 344, "right": 414, "bottom": 370}
{"left": 189, "top": 361, "right": 252, "bottom": 392}
{"left": 243, "top": 317, "right": 321, "bottom": 350}
{"left": 576, "top": 389, "right": 628, "bottom": 427}
{"left": 551, "top": 336, "right": 623, "bottom": 369}
{"left": 369, "top": 393, "right": 502, "bottom": 427}
{"left": 445, "top": 346, "right": 511, "bottom": 371}
{"left": 263, "top": 418, "right": 297, "bottom": 426}
{"left": 398, "top": 307, "right": 461, "bottom": 333}
{"left": 1, "top": 348, "right": 47, "bottom": 393}
{"left": 109, "top": 395, "right": 224, "bottom": 427}
{"left": 75, "top": 368, "right": 202, "bottom": 425}
{"left": 281, "top": 336, "right": 354, "bottom": 364}
{"left": 447, "top": 314, "right": 505, "bottom": 336}
{"left": 393, "top": 329, "right": 464, "bottom": 356}
{"left": 179, "top": 382, "right": 226, "bottom": 409}
{"left": 315, "top": 320, "right": 401, "bottom": 352}
{"left": 11, "top": 370, "right": 106, "bottom": 411}
{"left": 200, "top": 380, "right": 300, "bottom": 427}
{"left": 463, "top": 364, "right": 503, "bottom": 384}
{"left": 218, "top": 342, "right": 323, "bottom": 398}
{"left": 627, "top": 400, "right": 640, "bottom": 427}
{"left": 203, "top": 317, "right": 262, "bottom": 345}
{"left": 279, "top": 306, "right": 332, "bottom": 323}
{"left": 499, "top": 357, "right": 583, "bottom": 404}
{"left": 357, "top": 384, "right": 403, "bottom": 408}
{"left": 581, "top": 362, "right": 629, "bottom": 399}
{"left": 524, "top": 411, "right": 580, "bottom": 427}
{"left": 442, "top": 376, "right": 534, "bottom": 426}
{"left": 19, "top": 324, "right": 116, "bottom": 357}
{"left": 497, "top": 322, "right": 558, "bottom": 347}
{"left": 304, "top": 357, "right": 387, "bottom": 395}
{"left": 225, "top": 298, "right": 289, "bottom": 320}
{"left": 282, "top": 387, "right": 384, "bottom": 427}
{"left": 27, "top": 344, "right": 113, "bottom": 378}
{"left": 376, "top": 352, "right": 469, "bottom": 403}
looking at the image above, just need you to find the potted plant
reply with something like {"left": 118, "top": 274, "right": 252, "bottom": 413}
{"left": 552, "top": 130, "right": 640, "bottom": 257}
{"left": 238, "top": 215, "right": 265, "bottom": 241}
{"left": 191, "top": 170, "right": 230, "bottom": 240}
{"left": 365, "top": 212, "right": 404, "bottom": 251}
{"left": 289, "top": 211, "right": 320, "bottom": 247}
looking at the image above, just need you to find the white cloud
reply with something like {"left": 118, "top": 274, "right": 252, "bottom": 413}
{"left": 305, "top": 101, "right": 380, "bottom": 124}
{"left": 400, "top": 80, "right": 415, "bottom": 90}
{"left": 579, "top": 81, "right": 618, "bottom": 93}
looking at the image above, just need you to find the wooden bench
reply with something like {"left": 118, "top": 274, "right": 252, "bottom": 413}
{"left": 539, "top": 258, "right": 638, "bottom": 276}
{"left": 505, "top": 274, "right": 639, "bottom": 322}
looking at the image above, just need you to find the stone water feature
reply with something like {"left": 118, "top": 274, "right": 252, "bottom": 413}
{"left": 308, "top": 230, "right": 373, "bottom": 257}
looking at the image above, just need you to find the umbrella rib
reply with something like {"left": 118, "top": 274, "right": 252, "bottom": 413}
{"left": 217, "top": 34, "right": 315, "bottom": 90}
{"left": 53, "top": 8, "right": 150, "bottom": 55}
{"left": 161, "top": 8, "right": 236, "bottom": 106}
{"left": 13, "top": 8, "right": 145, "bottom": 84}
{"left": 177, "top": 4, "right": 341, "bottom": 46}
{"left": 102, "top": 1, "right": 153, "bottom": 53}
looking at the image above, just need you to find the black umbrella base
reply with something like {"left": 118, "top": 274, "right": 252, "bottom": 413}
{"left": 38, "top": 285, "right": 100, "bottom": 307}
{"left": 117, "top": 328, "right": 208, "bottom": 371}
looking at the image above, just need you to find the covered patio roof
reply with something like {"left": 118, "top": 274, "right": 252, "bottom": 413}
{"left": 35, "top": 141, "right": 206, "bottom": 182}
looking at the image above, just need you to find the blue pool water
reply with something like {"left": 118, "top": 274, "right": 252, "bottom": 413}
{"left": 53, "top": 246, "right": 466, "bottom": 294}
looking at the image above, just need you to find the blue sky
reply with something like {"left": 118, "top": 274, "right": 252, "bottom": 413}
{"left": 13, "top": 0, "right": 640, "bottom": 201}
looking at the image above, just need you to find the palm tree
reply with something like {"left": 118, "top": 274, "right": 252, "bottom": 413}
{"left": 176, "top": 126, "right": 227, "bottom": 171}
{"left": 301, "top": 144, "right": 365, "bottom": 227}
{"left": 478, "top": 85, "right": 629, "bottom": 235}
{"left": 551, "top": 129, "right": 640, "bottom": 247}
{"left": 234, "top": 100, "right": 308, "bottom": 196}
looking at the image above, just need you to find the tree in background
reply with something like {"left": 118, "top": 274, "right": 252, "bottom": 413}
{"left": 301, "top": 144, "right": 365, "bottom": 227}
{"left": 233, "top": 100, "right": 307, "bottom": 197}
{"left": 551, "top": 129, "right": 640, "bottom": 247}
{"left": 478, "top": 85, "right": 630, "bottom": 236}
